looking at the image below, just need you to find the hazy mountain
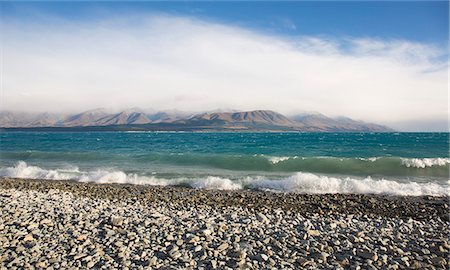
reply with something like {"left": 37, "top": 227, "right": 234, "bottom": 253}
{"left": 291, "top": 113, "right": 394, "bottom": 132}
{"left": 148, "top": 111, "right": 191, "bottom": 123}
{"left": 0, "top": 109, "right": 393, "bottom": 132}
{"left": 96, "top": 109, "right": 151, "bottom": 125}
{"left": 0, "top": 111, "right": 65, "bottom": 127}
{"left": 27, "top": 112, "right": 63, "bottom": 127}
{"left": 63, "top": 108, "right": 110, "bottom": 127}
{"left": 183, "top": 110, "right": 302, "bottom": 128}
{"left": 0, "top": 111, "right": 32, "bottom": 127}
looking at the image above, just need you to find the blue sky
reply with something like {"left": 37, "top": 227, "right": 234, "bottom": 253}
{"left": 1, "top": 1, "right": 448, "bottom": 131}
{"left": 3, "top": 1, "right": 448, "bottom": 45}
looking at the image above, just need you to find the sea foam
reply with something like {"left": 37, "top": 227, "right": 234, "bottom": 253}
{"left": 401, "top": 158, "right": 450, "bottom": 168}
{"left": 191, "top": 176, "right": 242, "bottom": 190}
{"left": 0, "top": 161, "right": 448, "bottom": 196}
{"left": 248, "top": 172, "right": 449, "bottom": 196}
{"left": 267, "top": 156, "right": 293, "bottom": 164}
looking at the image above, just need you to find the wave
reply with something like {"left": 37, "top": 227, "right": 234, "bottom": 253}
{"left": 267, "top": 156, "right": 295, "bottom": 164}
{"left": 247, "top": 173, "right": 449, "bottom": 196}
{"left": 401, "top": 158, "right": 450, "bottom": 168}
{"left": 0, "top": 162, "right": 448, "bottom": 196}
{"left": 2, "top": 152, "right": 449, "bottom": 178}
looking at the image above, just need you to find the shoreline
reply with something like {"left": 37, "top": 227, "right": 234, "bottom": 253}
{"left": 1, "top": 177, "right": 448, "bottom": 269}
{"left": 1, "top": 177, "right": 448, "bottom": 220}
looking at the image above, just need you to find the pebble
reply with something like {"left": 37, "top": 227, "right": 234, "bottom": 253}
{"left": 111, "top": 217, "right": 124, "bottom": 227}
{"left": 257, "top": 213, "right": 269, "bottom": 224}
{"left": 23, "top": 234, "right": 34, "bottom": 242}
{"left": 0, "top": 179, "right": 448, "bottom": 270}
{"left": 217, "top": 242, "right": 229, "bottom": 252}
{"left": 307, "top": 230, "right": 321, "bottom": 236}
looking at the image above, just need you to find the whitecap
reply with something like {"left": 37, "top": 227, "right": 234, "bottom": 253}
{"left": 248, "top": 172, "right": 449, "bottom": 196}
{"left": 401, "top": 158, "right": 450, "bottom": 168}
{"left": 1, "top": 161, "right": 448, "bottom": 196}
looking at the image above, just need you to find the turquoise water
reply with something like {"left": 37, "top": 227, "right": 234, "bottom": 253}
{"left": 0, "top": 132, "right": 448, "bottom": 195}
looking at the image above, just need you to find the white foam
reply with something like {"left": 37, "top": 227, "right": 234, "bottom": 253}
{"left": 0, "top": 161, "right": 170, "bottom": 186}
{"left": 267, "top": 156, "right": 297, "bottom": 164}
{"left": 0, "top": 161, "right": 448, "bottom": 196}
{"left": 358, "top": 157, "right": 380, "bottom": 162}
{"left": 191, "top": 176, "right": 242, "bottom": 190}
{"left": 248, "top": 172, "right": 449, "bottom": 196}
{"left": 79, "top": 170, "right": 129, "bottom": 184}
{"left": 0, "top": 161, "right": 79, "bottom": 180}
{"left": 0, "top": 161, "right": 241, "bottom": 190}
{"left": 401, "top": 158, "right": 450, "bottom": 168}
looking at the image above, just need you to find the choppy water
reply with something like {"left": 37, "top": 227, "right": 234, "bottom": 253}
{"left": 0, "top": 132, "right": 448, "bottom": 196}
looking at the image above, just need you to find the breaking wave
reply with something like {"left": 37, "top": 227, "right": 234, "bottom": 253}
{"left": 401, "top": 158, "right": 450, "bottom": 168}
{"left": 0, "top": 161, "right": 448, "bottom": 196}
{"left": 247, "top": 173, "right": 449, "bottom": 196}
{"left": 2, "top": 151, "right": 449, "bottom": 178}
{"left": 267, "top": 156, "right": 294, "bottom": 164}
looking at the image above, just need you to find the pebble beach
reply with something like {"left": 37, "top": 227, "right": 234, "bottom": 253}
{"left": 0, "top": 178, "right": 448, "bottom": 269}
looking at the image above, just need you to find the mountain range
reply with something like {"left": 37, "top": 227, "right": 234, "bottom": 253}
{"left": 0, "top": 109, "right": 393, "bottom": 132}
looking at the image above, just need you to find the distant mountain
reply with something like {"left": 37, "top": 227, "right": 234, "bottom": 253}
{"left": 0, "top": 111, "right": 65, "bottom": 128}
{"left": 0, "top": 111, "right": 32, "bottom": 127}
{"left": 96, "top": 109, "right": 151, "bottom": 125}
{"left": 291, "top": 113, "right": 394, "bottom": 132}
{"left": 0, "top": 109, "right": 394, "bottom": 132}
{"left": 183, "top": 110, "right": 300, "bottom": 126}
{"left": 63, "top": 108, "right": 110, "bottom": 127}
{"left": 148, "top": 111, "right": 191, "bottom": 123}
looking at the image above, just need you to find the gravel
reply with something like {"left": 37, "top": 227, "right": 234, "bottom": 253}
{"left": 0, "top": 178, "right": 448, "bottom": 269}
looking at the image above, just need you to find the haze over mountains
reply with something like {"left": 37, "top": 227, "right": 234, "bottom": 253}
{"left": 0, "top": 109, "right": 393, "bottom": 132}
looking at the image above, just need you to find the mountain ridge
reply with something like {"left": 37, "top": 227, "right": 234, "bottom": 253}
{"left": 0, "top": 109, "right": 394, "bottom": 132}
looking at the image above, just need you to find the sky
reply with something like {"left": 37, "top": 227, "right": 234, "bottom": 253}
{"left": 0, "top": 1, "right": 448, "bottom": 131}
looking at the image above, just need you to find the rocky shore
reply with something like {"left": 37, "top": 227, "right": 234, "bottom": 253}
{"left": 0, "top": 178, "right": 448, "bottom": 269}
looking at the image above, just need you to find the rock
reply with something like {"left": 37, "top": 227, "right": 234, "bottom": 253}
{"left": 410, "top": 260, "right": 424, "bottom": 269}
{"left": 27, "top": 223, "right": 39, "bottom": 230}
{"left": 0, "top": 180, "right": 448, "bottom": 270}
{"left": 217, "top": 243, "right": 229, "bottom": 252}
{"left": 232, "top": 250, "right": 247, "bottom": 261}
{"left": 357, "top": 250, "right": 378, "bottom": 261}
{"left": 76, "top": 234, "right": 87, "bottom": 241}
{"left": 36, "top": 261, "right": 47, "bottom": 268}
{"left": 149, "top": 256, "right": 157, "bottom": 266}
{"left": 188, "top": 235, "right": 200, "bottom": 244}
{"left": 256, "top": 213, "right": 269, "bottom": 224}
{"left": 229, "top": 235, "right": 239, "bottom": 244}
{"left": 202, "top": 229, "right": 212, "bottom": 236}
{"left": 169, "top": 250, "right": 181, "bottom": 260}
{"left": 307, "top": 230, "right": 320, "bottom": 236}
{"left": 111, "top": 217, "right": 124, "bottom": 227}
{"left": 74, "top": 253, "right": 87, "bottom": 260}
{"left": 339, "top": 258, "right": 350, "bottom": 266}
{"left": 24, "top": 234, "right": 34, "bottom": 242}
{"left": 430, "top": 257, "right": 447, "bottom": 267}
{"left": 321, "top": 252, "right": 329, "bottom": 262}
{"left": 40, "top": 219, "right": 52, "bottom": 225}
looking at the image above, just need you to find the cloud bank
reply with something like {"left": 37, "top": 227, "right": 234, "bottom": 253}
{"left": 1, "top": 14, "right": 448, "bottom": 130}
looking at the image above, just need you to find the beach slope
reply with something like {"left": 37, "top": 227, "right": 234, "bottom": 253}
{"left": 0, "top": 178, "right": 448, "bottom": 269}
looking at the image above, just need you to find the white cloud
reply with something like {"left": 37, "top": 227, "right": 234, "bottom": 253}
{"left": 1, "top": 14, "right": 447, "bottom": 128}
